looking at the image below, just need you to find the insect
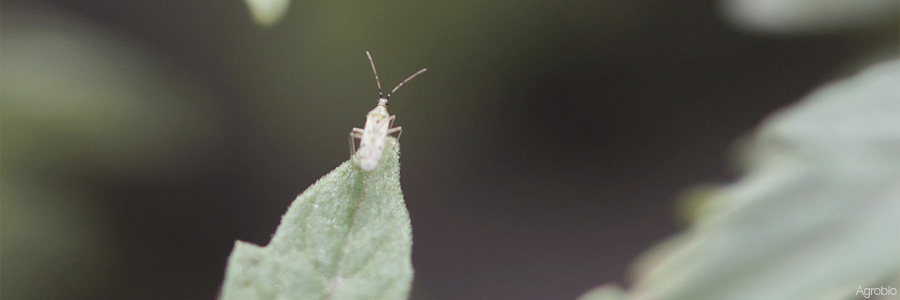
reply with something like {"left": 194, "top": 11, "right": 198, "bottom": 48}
{"left": 349, "top": 51, "right": 426, "bottom": 171}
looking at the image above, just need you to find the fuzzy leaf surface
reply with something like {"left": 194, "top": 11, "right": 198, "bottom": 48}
{"left": 221, "top": 139, "right": 412, "bottom": 300}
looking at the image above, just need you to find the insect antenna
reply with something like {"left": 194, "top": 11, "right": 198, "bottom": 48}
{"left": 366, "top": 51, "right": 384, "bottom": 99}
{"left": 387, "top": 68, "right": 427, "bottom": 100}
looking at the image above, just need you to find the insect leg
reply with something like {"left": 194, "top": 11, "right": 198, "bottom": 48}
{"left": 386, "top": 115, "right": 402, "bottom": 141}
{"left": 349, "top": 128, "right": 364, "bottom": 156}
{"left": 386, "top": 126, "right": 402, "bottom": 140}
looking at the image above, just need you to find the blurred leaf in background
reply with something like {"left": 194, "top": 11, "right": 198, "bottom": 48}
{"left": 581, "top": 58, "right": 899, "bottom": 300}
{"left": 245, "top": 0, "right": 291, "bottom": 27}
{"left": 1, "top": 2, "right": 227, "bottom": 299}
{"left": 721, "top": 0, "right": 899, "bottom": 34}
{"left": 578, "top": 0, "right": 898, "bottom": 298}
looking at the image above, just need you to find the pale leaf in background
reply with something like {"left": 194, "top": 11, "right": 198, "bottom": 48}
{"left": 578, "top": 60, "right": 899, "bottom": 300}
{"left": 720, "top": 0, "right": 899, "bottom": 34}
{"left": 244, "top": 0, "right": 290, "bottom": 27}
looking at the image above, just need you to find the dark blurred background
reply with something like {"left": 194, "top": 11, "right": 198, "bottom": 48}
{"left": 2, "top": 0, "right": 896, "bottom": 299}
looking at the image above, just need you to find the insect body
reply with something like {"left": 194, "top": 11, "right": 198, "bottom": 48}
{"left": 350, "top": 51, "right": 426, "bottom": 171}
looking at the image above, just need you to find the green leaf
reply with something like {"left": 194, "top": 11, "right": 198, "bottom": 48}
{"left": 579, "top": 59, "right": 900, "bottom": 300}
{"left": 220, "top": 138, "right": 413, "bottom": 300}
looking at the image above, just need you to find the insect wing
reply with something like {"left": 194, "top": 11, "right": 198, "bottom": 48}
{"left": 358, "top": 116, "right": 391, "bottom": 171}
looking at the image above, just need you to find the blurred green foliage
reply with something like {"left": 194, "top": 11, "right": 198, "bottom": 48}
{"left": 579, "top": 60, "right": 900, "bottom": 300}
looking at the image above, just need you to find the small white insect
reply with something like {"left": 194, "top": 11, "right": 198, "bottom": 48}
{"left": 349, "top": 51, "right": 426, "bottom": 171}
